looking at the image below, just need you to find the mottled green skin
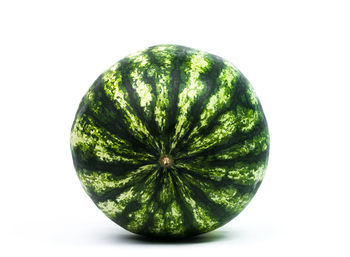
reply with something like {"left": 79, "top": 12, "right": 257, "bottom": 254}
{"left": 70, "top": 45, "right": 269, "bottom": 238}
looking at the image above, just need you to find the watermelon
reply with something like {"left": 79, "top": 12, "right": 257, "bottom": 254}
{"left": 70, "top": 45, "right": 269, "bottom": 238}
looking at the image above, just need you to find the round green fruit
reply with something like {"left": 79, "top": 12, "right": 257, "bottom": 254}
{"left": 70, "top": 45, "right": 269, "bottom": 238}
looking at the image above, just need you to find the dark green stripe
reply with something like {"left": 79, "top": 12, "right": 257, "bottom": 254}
{"left": 141, "top": 51, "right": 159, "bottom": 135}
{"left": 138, "top": 167, "right": 167, "bottom": 236}
{"left": 89, "top": 184, "right": 133, "bottom": 203}
{"left": 174, "top": 166, "right": 255, "bottom": 194}
{"left": 177, "top": 147, "right": 269, "bottom": 169}
{"left": 163, "top": 47, "right": 186, "bottom": 154}
{"left": 175, "top": 122, "right": 267, "bottom": 162}
{"left": 146, "top": 46, "right": 175, "bottom": 147}
{"left": 170, "top": 56, "right": 226, "bottom": 153}
{"left": 71, "top": 147, "right": 154, "bottom": 176}
{"left": 72, "top": 113, "right": 154, "bottom": 163}
{"left": 173, "top": 75, "right": 258, "bottom": 156}
{"left": 176, "top": 170, "right": 231, "bottom": 221}
{"left": 81, "top": 76, "right": 159, "bottom": 156}
{"left": 170, "top": 168, "right": 197, "bottom": 236}
{"left": 121, "top": 57, "right": 161, "bottom": 149}
{"left": 118, "top": 199, "right": 142, "bottom": 228}
{"left": 118, "top": 167, "right": 161, "bottom": 232}
{"left": 102, "top": 61, "right": 160, "bottom": 151}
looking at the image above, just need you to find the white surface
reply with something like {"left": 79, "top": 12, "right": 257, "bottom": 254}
{"left": 1, "top": 0, "right": 349, "bottom": 256}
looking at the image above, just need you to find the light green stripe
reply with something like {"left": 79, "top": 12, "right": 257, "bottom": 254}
{"left": 126, "top": 168, "right": 160, "bottom": 233}
{"left": 97, "top": 165, "right": 159, "bottom": 222}
{"left": 181, "top": 188, "right": 218, "bottom": 232}
{"left": 97, "top": 187, "right": 135, "bottom": 219}
{"left": 82, "top": 87, "right": 102, "bottom": 116}
{"left": 71, "top": 114, "right": 152, "bottom": 163}
{"left": 215, "top": 129, "right": 269, "bottom": 160}
{"left": 78, "top": 171, "right": 128, "bottom": 195}
{"left": 150, "top": 45, "right": 177, "bottom": 65}
{"left": 103, "top": 66, "right": 159, "bottom": 150}
{"left": 170, "top": 52, "right": 211, "bottom": 151}
{"left": 126, "top": 49, "right": 148, "bottom": 63}
{"left": 97, "top": 200, "right": 119, "bottom": 219}
{"left": 174, "top": 170, "right": 219, "bottom": 232}
{"left": 180, "top": 173, "right": 254, "bottom": 213}
{"left": 78, "top": 164, "right": 158, "bottom": 196}
{"left": 154, "top": 73, "right": 170, "bottom": 139}
{"left": 176, "top": 160, "right": 266, "bottom": 186}
{"left": 176, "top": 162, "right": 227, "bottom": 181}
{"left": 209, "top": 188, "right": 253, "bottom": 214}
{"left": 178, "top": 105, "right": 261, "bottom": 158}
{"left": 164, "top": 201, "right": 185, "bottom": 236}
{"left": 150, "top": 202, "right": 185, "bottom": 236}
{"left": 150, "top": 169, "right": 185, "bottom": 236}
{"left": 159, "top": 171, "right": 176, "bottom": 204}
{"left": 150, "top": 46, "right": 176, "bottom": 138}
{"left": 246, "top": 82, "right": 259, "bottom": 106}
{"left": 187, "top": 110, "right": 238, "bottom": 155}
{"left": 130, "top": 68, "right": 154, "bottom": 118}
{"left": 227, "top": 161, "right": 266, "bottom": 186}
{"left": 161, "top": 171, "right": 184, "bottom": 235}
{"left": 183, "top": 63, "right": 239, "bottom": 145}
{"left": 150, "top": 208, "right": 165, "bottom": 234}
{"left": 236, "top": 105, "right": 260, "bottom": 132}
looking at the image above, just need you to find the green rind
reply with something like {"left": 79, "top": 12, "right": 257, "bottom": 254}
{"left": 70, "top": 44, "right": 270, "bottom": 238}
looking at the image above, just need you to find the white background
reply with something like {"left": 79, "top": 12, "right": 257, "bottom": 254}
{"left": 1, "top": 0, "right": 349, "bottom": 256}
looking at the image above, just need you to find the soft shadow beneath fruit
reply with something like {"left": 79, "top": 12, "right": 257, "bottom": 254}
{"left": 118, "top": 230, "right": 233, "bottom": 244}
